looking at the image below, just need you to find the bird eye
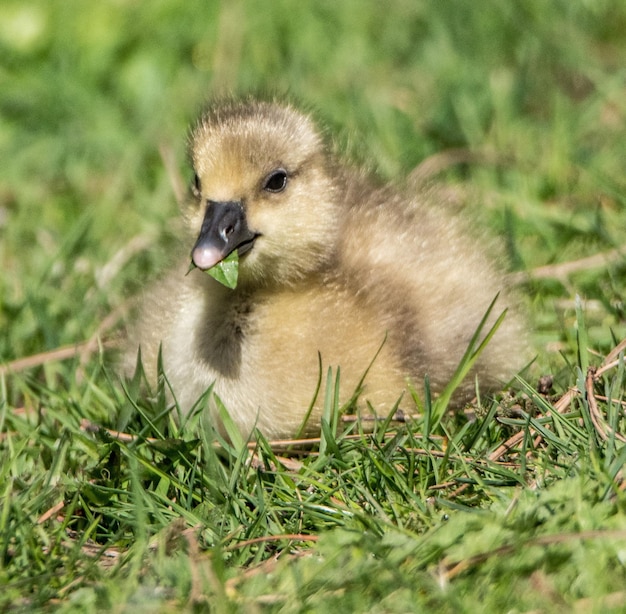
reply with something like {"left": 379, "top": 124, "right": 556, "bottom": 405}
{"left": 191, "top": 173, "right": 201, "bottom": 198}
{"left": 263, "top": 169, "right": 288, "bottom": 193}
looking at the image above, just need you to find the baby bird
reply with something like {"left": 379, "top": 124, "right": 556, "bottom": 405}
{"left": 127, "top": 99, "right": 526, "bottom": 439}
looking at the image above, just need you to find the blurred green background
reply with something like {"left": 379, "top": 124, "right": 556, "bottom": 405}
{"left": 3, "top": 2, "right": 626, "bottom": 609}
{"left": 2, "top": 0, "right": 626, "bottom": 369}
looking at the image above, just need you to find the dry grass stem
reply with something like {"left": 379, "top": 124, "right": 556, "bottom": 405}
{"left": 224, "top": 534, "right": 319, "bottom": 552}
{"left": 37, "top": 501, "right": 66, "bottom": 525}
{"left": 95, "top": 233, "right": 156, "bottom": 290}
{"left": 586, "top": 367, "right": 626, "bottom": 443}
{"left": 159, "top": 143, "right": 187, "bottom": 206}
{"left": 442, "top": 529, "right": 626, "bottom": 581}
{"left": 0, "top": 339, "right": 116, "bottom": 377}
{"left": 510, "top": 246, "right": 626, "bottom": 285}
{"left": 409, "top": 148, "right": 500, "bottom": 184}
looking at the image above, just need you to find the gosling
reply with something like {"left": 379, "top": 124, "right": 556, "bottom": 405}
{"left": 126, "top": 99, "right": 526, "bottom": 439}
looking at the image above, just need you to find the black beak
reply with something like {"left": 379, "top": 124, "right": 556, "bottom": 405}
{"left": 191, "top": 200, "right": 257, "bottom": 270}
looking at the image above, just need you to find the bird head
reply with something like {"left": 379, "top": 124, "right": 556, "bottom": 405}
{"left": 185, "top": 101, "right": 340, "bottom": 288}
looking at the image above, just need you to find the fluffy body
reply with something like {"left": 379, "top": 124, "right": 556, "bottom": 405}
{"left": 127, "top": 100, "right": 526, "bottom": 439}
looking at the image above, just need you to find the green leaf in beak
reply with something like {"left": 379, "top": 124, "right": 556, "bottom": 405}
{"left": 192, "top": 250, "right": 239, "bottom": 289}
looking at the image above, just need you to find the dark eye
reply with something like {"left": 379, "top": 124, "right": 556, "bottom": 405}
{"left": 191, "top": 173, "right": 201, "bottom": 197}
{"left": 263, "top": 169, "right": 288, "bottom": 193}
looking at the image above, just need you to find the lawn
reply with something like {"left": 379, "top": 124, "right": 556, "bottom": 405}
{"left": 2, "top": 1, "right": 626, "bottom": 611}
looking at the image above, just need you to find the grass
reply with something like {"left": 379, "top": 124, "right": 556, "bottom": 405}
{"left": 2, "top": 0, "right": 626, "bottom": 611}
